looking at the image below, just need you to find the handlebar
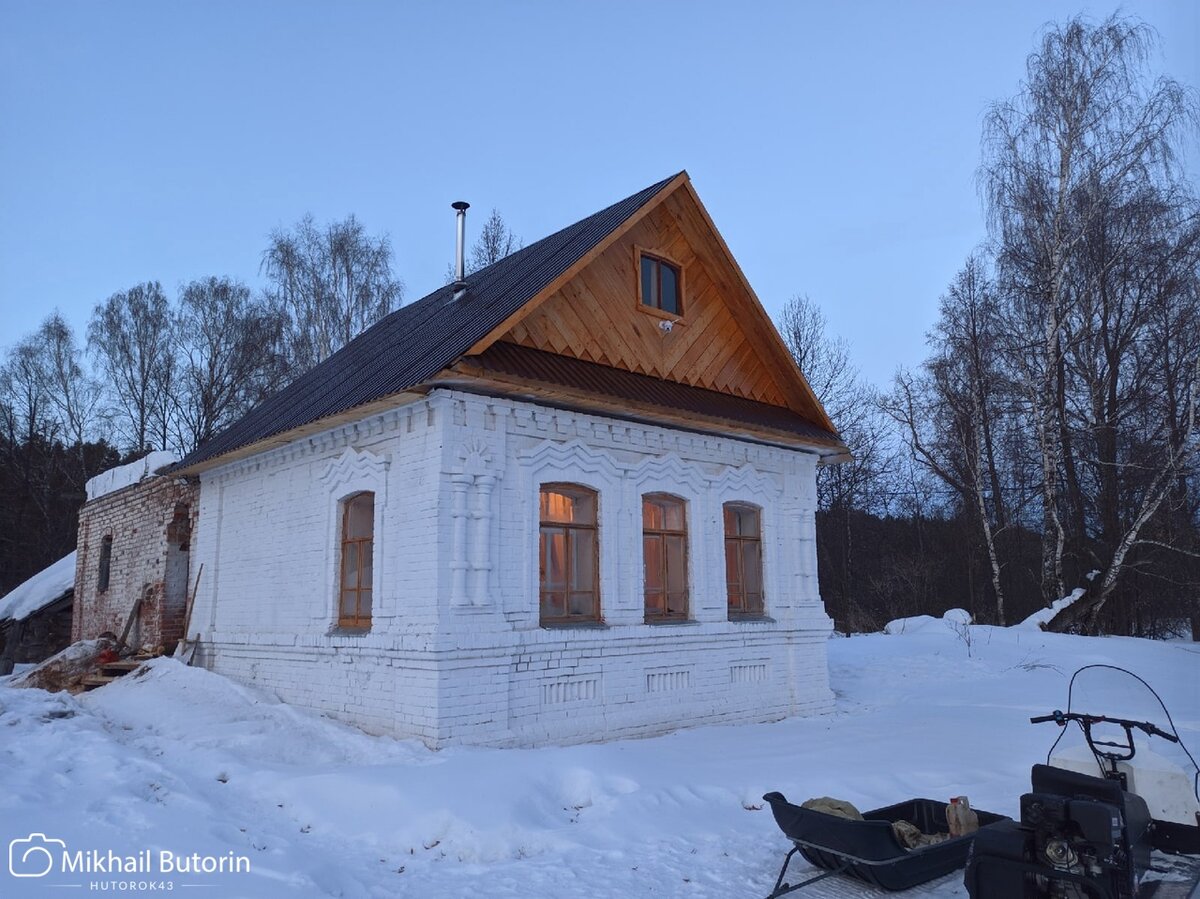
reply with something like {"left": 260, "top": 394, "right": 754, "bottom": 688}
{"left": 1030, "top": 709, "right": 1179, "bottom": 743}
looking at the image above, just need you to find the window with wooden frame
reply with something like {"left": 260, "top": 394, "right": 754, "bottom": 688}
{"left": 338, "top": 492, "right": 374, "bottom": 628}
{"left": 643, "top": 493, "right": 689, "bottom": 622}
{"left": 97, "top": 535, "right": 113, "bottom": 593}
{"left": 539, "top": 484, "right": 600, "bottom": 625}
{"left": 724, "top": 502, "right": 764, "bottom": 618}
{"left": 638, "top": 251, "right": 682, "bottom": 316}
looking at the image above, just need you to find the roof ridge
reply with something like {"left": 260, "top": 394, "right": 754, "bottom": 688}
{"left": 173, "top": 171, "right": 684, "bottom": 472}
{"left": 455, "top": 171, "right": 685, "bottom": 289}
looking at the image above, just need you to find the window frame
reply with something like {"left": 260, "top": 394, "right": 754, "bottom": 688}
{"left": 338, "top": 491, "right": 375, "bottom": 630}
{"left": 635, "top": 247, "right": 685, "bottom": 321}
{"left": 538, "top": 483, "right": 601, "bottom": 626}
{"left": 642, "top": 493, "right": 690, "bottom": 623}
{"left": 723, "top": 502, "right": 765, "bottom": 619}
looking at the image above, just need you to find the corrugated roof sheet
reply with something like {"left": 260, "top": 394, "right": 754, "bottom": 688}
{"left": 174, "top": 173, "right": 682, "bottom": 471}
{"left": 460, "top": 342, "right": 842, "bottom": 447}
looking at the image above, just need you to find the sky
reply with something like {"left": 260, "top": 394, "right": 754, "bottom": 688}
{"left": 1, "top": 0, "right": 1197, "bottom": 390}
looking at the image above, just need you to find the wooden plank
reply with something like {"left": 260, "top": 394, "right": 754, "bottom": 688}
{"left": 574, "top": 266, "right": 654, "bottom": 369}
{"left": 434, "top": 367, "right": 844, "bottom": 452}
{"left": 663, "top": 283, "right": 721, "bottom": 370}
{"left": 485, "top": 175, "right": 835, "bottom": 434}
{"left": 116, "top": 591, "right": 145, "bottom": 652}
{"left": 711, "top": 334, "right": 753, "bottom": 395}
{"left": 675, "top": 181, "right": 835, "bottom": 430}
{"left": 679, "top": 312, "right": 737, "bottom": 388}
{"left": 466, "top": 172, "right": 689, "bottom": 357}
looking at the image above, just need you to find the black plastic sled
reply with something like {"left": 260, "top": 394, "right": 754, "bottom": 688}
{"left": 762, "top": 792, "right": 1009, "bottom": 895}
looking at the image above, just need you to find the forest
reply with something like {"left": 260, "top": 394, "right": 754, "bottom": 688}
{"left": 2, "top": 16, "right": 1196, "bottom": 638}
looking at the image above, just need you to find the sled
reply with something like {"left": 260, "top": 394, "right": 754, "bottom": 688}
{"left": 762, "top": 793, "right": 1008, "bottom": 895}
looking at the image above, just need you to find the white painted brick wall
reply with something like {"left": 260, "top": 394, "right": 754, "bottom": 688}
{"left": 189, "top": 389, "right": 835, "bottom": 748}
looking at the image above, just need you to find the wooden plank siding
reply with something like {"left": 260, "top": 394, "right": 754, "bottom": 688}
{"left": 492, "top": 186, "right": 822, "bottom": 426}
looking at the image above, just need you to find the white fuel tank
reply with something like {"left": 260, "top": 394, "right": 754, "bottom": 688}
{"left": 1049, "top": 744, "right": 1200, "bottom": 826}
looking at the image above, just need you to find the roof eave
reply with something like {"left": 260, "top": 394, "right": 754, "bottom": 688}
{"left": 168, "top": 389, "right": 430, "bottom": 477}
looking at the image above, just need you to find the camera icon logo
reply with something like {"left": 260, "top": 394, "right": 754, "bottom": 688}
{"left": 9, "top": 833, "right": 66, "bottom": 878}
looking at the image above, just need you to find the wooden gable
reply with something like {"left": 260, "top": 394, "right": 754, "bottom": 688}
{"left": 467, "top": 176, "right": 834, "bottom": 432}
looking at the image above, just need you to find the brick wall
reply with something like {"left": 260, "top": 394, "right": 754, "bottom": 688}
{"left": 190, "top": 389, "right": 835, "bottom": 748}
{"left": 73, "top": 476, "right": 200, "bottom": 652}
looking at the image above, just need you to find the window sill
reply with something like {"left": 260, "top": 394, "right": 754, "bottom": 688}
{"left": 645, "top": 617, "right": 698, "bottom": 626}
{"left": 540, "top": 620, "right": 609, "bottom": 630}
{"left": 728, "top": 614, "right": 775, "bottom": 624}
{"left": 330, "top": 625, "right": 372, "bottom": 636}
{"left": 638, "top": 303, "right": 685, "bottom": 325}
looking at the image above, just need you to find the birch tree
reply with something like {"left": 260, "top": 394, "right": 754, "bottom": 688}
{"left": 87, "top": 282, "right": 173, "bottom": 453}
{"left": 172, "top": 277, "right": 288, "bottom": 453}
{"left": 38, "top": 313, "right": 104, "bottom": 449}
{"left": 263, "top": 215, "right": 403, "bottom": 373}
{"left": 982, "top": 14, "right": 1195, "bottom": 609}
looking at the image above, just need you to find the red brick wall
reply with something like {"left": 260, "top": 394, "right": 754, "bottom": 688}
{"left": 73, "top": 476, "right": 200, "bottom": 652}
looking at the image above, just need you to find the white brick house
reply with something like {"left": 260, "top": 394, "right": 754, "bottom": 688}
{"left": 161, "top": 172, "right": 848, "bottom": 747}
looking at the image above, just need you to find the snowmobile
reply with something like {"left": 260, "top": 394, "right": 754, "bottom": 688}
{"left": 762, "top": 664, "right": 1199, "bottom": 897}
{"left": 965, "top": 664, "right": 1200, "bottom": 898}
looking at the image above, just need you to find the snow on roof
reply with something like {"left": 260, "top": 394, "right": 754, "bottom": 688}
{"left": 0, "top": 551, "right": 76, "bottom": 623}
{"left": 85, "top": 450, "right": 178, "bottom": 501}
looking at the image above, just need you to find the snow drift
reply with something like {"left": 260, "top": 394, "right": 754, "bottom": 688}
{"left": 1, "top": 615, "right": 1195, "bottom": 897}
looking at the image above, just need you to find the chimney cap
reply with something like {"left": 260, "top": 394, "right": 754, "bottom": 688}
{"left": 451, "top": 201, "right": 470, "bottom": 211}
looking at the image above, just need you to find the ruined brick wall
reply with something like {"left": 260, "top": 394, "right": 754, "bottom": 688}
{"left": 73, "top": 476, "right": 199, "bottom": 652}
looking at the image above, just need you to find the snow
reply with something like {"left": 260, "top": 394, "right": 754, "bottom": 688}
{"left": 1, "top": 622, "right": 1196, "bottom": 898}
{"left": 8, "top": 638, "right": 111, "bottom": 690}
{"left": 1017, "top": 587, "right": 1087, "bottom": 630}
{"left": 0, "top": 551, "right": 75, "bottom": 623}
{"left": 84, "top": 450, "right": 178, "bottom": 501}
{"left": 883, "top": 607, "right": 972, "bottom": 635}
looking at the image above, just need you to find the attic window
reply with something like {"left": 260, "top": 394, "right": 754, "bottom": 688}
{"left": 639, "top": 253, "right": 681, "bottom": 316}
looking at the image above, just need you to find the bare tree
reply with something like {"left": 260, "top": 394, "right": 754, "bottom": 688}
{"left": 778, "top": 295, "right": 895, "bottom": 625}
{"left": 982, "top": 13, "right": 1196, "bottom": 609}
{"left": 445, "top": 208, "right": 523, "bottom": 282}
{"left": 1045, "top": 183, "right": 1200, "bottom": 632}
{"left": 778, "top": 295, "right": 891, "bottom": 513}
{"left": 0, "top": 329, "right": 70, "bottom": 547}
{"left": 885, "top": 258, "right": 1014, "bottom": 623}
{"left": 172, "top": 277, "right": 288, "bottom": 452}
{"left": 263, "top": 215, "right": 403, "bottom": 372}
{"left": 37, "top": 313, "right": 105, "bottom": 449}
{"left": 0, "top": 334, "right": 54, "bottom": 448}
{"left": 87, "top": 282, "right": 173, "bottom": 453}
{"left": 0, "top": 323, "right": 120, "bottom": 593}
{"left": 470, "top": 208, "right": 521, "bottom": 271}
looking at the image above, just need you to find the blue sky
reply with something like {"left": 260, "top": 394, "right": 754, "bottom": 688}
{"left": 1, "top": 1, "right": 1196, "bottom": 388}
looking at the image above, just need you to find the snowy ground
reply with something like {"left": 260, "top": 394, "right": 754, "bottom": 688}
{"left": 1, "top": 618, "right": 1196, "bottom": 898}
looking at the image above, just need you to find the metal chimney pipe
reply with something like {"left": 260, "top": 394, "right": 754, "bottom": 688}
{"left": 452, "top": 201, "right": 470, "bottom": 291}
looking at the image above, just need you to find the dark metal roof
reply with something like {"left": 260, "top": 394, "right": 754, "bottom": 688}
{"left": 174, "top": 173, "right": 682, "bottom": 471}
{"left": 458, "top": 342, "right": 843, "bottom": 448}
